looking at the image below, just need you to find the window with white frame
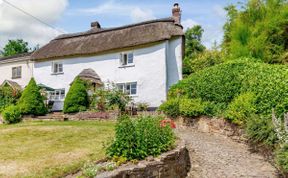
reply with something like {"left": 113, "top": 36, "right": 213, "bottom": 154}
{"left": 117, "top": 82, "right": 137, "bottom": 95}
{"left": 12, "top": 66, "right": 22, "bottom": 79}
{"left": 120, "top": 52, "right": 134, "bottom": 66}
{"left": 51, "top": 62, "right": 63, "bottom": 74}
{"left": 48, "top": 89, "right": 65, "bottom": 101}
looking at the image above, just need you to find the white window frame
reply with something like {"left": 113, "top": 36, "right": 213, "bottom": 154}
{"left": 120, "top": 52, "right": 134, "bottom": 67}
{"left": 47, "top": 89, "right": 65, "bottom": 101}
{"left": 117, "top": 82, "right": 137, "bottom": 96}
{"left": 12, "top": 66, "right": 22, "bottom": 79}
{"left": 51, "top": 61, "right": 63, "bottom": 74}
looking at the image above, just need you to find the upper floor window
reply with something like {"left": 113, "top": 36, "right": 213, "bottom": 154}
{"left": 117, "top": 82, "right": 137, "bottom": 95}
{"left": 120, "top": 52, "right": 134, "bottom": 66}
{"left": 52, "top": 62, "right": 63, "bottom": 74}
{"left": 12, "top": 66, "right": 21, "bottom": 79}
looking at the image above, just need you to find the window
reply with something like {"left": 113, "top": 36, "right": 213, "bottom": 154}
{"left": 52, "top": 62, "right": 63, "bottom": 74}
{"left": 120, "top": 52, "right": 134, "bottom": 66}
{"left": 117, "top": 82, "right": 137, "bottom": 95}
{"left": 12, "top": 66, "right": 21, "bottom": 79}
{"left": 48, "top": 89, "right": 65, "bottom": 101}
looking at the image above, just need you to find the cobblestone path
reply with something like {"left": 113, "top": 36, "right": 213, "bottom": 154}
{"left": 177, "top": 128, "right": 279, "bottom": 178}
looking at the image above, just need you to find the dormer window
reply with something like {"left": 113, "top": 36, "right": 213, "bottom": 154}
{"left": 120, "top": 52, "right": 134, "bottom": 66}
{"left": 52, "top": 62, "right": 63, "bottom": 75}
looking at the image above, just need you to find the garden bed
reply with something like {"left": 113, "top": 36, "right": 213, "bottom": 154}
{"left": 67, "top": 140, "right": 190, "bottom": 178}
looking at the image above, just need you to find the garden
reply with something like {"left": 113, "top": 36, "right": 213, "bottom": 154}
{"left": 0, "top": 76, "right": 177, "bottom": 177}
{"left": 160, "top": 0, "right": 288, "bottom": 176}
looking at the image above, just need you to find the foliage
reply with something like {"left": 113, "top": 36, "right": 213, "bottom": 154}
{"left": 183, "top": 25, "right": 206, "bottom": 76}
{"left": 82, "top": 162, "right": 100, "bottom": 178}
{"left": 225, "top": 92, "right": 256, "bottom": 125}
{"left": 18, "top": 78, "right": 47, "bottom": 116}
{"left": 179, "top": 98, "right": 206, "bottom": 117}
{"left": 91, "top": 86, "right": 131, "bottom": 112}
{"left": 169, "top": 60, "right": 288, "bottom": 118}
{"left": 136, "top": 102, "right": 149, "bottom": 111}
{"left": 276, "top": 144, "right": 288, "bottom": 174}
{"left": 188, "top": 50, "right": 225, "bottom": 73}
{"left": 1, "top": 39, "right": 30, "bottom": 57}
{"left": 2, "top": 105, "right": 22, "bottom": 124}
{"left": 158, "top": 98, "right": 180, "bottom": 118}
{"left": 246, "top": 115, "right": 278, "bottom": 147}
{"left": 223, "top": 0, "right": 288, "bottom": 63}
{"left": 0, "top": 85, "right": 21, "bottom": 112}
{"left": 106, "top": 116, "right": 176, "bottom": 160}
{"left": 63, "top": 77, "right": 89, "bottom": 113}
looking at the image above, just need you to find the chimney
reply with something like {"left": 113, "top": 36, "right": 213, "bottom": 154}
{"left": 172, "top": 3, "right": 181, "bottom": 24}
{"left": 91, "top": 21, "right": 101, "bottom": 29}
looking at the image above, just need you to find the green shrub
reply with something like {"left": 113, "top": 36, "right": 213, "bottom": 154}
{"left": 179, "top": 98, "right": 206, "bottom": 117}
{"left": 0, "top": 85, "right": 21, "bottom": 113}
{"left": 276, "top": 144, "right": 288, "bottom": 174}
{"left": 245, "top": 115, "right": 278, "bottom": 147}
{"left": 106, "top": 116, "right": 176, "bottom": 160}
{"left": 64, "top": 77, "right": 89, "bottom": 113}
{"left": 225, "top": 92, "right": 256, "bottom": 125}
{"left": 158, "top": 99, "right": 180, "bottom": 118}
{"left": 169, "top": 60, "right": 288, "bottom": 118}
{"left": 18, "top": 78, "right": 47, "bottom": 116}
{"left": 137, "top": 102, "right": 149, "bottom": 111}
{"left": 2, "top": 105, "right": 22, "bottom": 124}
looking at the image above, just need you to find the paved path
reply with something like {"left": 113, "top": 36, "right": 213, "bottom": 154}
{"left": 177, "top": 128, "right": 279, "bottom": 178}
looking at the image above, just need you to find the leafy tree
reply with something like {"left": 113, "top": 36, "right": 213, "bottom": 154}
{"left": 222, "top": 0, "right": 288, "bottom": 63}
{"left": 63, "top": 77, "right": 89, "bottom": 113}
{"left": 183, "top": 25, "right": 206, "bottom": 76}
{"left": 18, "top": 78, "right": 47, "bottom": 116}
{"left": 1, "top": 39, "right": 30, "bottom": 57}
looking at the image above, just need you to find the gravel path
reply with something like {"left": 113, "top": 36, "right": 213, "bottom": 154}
{"left": 177, "top": 128, "right": 279, "bottom": 178}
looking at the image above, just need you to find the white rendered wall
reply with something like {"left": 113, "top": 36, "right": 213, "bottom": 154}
{"left": 34, "top": 43, "right": 168, "bottom": 108}
{"left": 0, "top": 60, "right": 33, "bottom": 88}
{"left": 166, "top": 37, "right": 183, "bottom": 92}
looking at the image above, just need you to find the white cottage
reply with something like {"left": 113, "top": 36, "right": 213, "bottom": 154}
{"left": 0, "top": 3, "right": 184, "bottom": 111}
{"left": 0, "top": 53, "right": 33, "bottom": 89}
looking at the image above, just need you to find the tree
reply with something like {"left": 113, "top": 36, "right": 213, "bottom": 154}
{"left": 222, "top": 0, "right": 288, "bottom": 63}
{"left": 63, "top": 77, "right": 89, "bottom": 113}
{"left": 1, "top": 39, "right": 30, "bottom": 57}
{"left": 183, "top": 25, "right": 206, "bottom": 76}
{"left": 18, "top": 78, "right": 47, "bottom": 116}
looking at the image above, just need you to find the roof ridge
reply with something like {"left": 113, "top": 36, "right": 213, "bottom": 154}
{"left": 55, "top": 17, "right": 177, "bottom": 40}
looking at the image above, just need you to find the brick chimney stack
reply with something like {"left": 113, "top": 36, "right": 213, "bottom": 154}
{"left": 91, "top": 21, "right": 101, "bottom": 29}
{"left": 172, "top": 3, "right": 181, "bottom": 25}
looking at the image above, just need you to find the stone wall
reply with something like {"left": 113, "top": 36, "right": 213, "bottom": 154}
{"left": 95, "top": 140, "right": 190, "bottom": 178}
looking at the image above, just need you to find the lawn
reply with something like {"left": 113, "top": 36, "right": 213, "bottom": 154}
{"left": 0, "top": 120, "right": 115, "bottom": 178}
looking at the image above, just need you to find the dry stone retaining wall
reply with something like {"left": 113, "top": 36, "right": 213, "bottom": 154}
{"left": 96, "top": 140, "right": 190, "bottom": 178}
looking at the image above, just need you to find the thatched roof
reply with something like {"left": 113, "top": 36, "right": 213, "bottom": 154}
{"left": 0, "top": 53, "right": 31, "bottom": 64}
{"left": 31, "top": 18, "right": 184, "bottom": 60}
{"left": 77, "top": 68, "right": 103, "bottom": 85}
{"left": 1, "top": 80, "right": 22, "bottom": 91}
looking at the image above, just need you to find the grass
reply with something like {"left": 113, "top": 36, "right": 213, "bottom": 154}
{"left": 0, "top": 120, "right": 115, "bottom": 178}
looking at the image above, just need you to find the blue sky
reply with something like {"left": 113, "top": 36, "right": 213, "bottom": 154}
{"left": 0, "top": 0, "right": 246, "bottom": 49}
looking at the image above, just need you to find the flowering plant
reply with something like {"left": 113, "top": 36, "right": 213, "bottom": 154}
{"left": 160, "top": 119, "right": 176, "bottom": 129}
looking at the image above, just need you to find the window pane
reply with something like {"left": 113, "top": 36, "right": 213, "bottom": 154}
{"left": 126, "top": 84, "right": 131, "bottom": 94}
{"left": 131, "top": 89, "right": 136, "bottom": 95}
{"left": 128, "top": 53, "right": 133, "bottom": 64}
{"left": 58, "top": 64, "right": 63, "bottom": 72}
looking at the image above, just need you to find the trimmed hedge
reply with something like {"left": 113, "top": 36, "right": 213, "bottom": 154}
{"left": 168, "top": 59, "right": 288, "bottom": 119}
{"left": 18, "top": 78, "right": 47, "bottom": 116}
{"left": 63, "top": 77, "right": 89, "bottom": 113}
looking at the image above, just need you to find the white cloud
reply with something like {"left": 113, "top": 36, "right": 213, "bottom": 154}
{"left": 77, "top": 0, "right": 155, "bottom": 23}
{"left": 0, "top": 0, "right": 68, "bottom": 48}
{"left": 130, "top": 8, "right": 155, "bottom": 22}
{"left": 182, "top": 19, "right": 199, "bottom": 31}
